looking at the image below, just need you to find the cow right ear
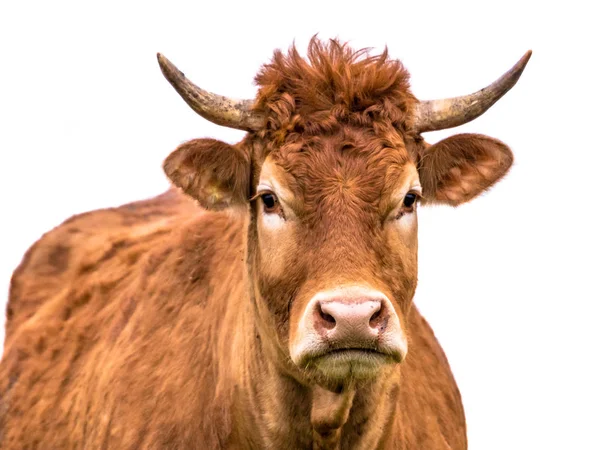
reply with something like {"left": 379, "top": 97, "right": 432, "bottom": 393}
{"left": 163, "top": 138, "right": 251, "bottom": 210}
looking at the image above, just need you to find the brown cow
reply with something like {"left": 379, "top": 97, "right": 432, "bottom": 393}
{"left": 0, "top": 38, "right": 530, "bottom": 449}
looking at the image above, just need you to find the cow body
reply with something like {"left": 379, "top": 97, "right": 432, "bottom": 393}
{"left": 0, "top": 190, "right": 464, "bottom": 449}
{"left": 1, "top": 38, "right": 530, "bottom": 448}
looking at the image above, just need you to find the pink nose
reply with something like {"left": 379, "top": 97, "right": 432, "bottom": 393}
{"left": 314, "top": 298, "right": 388, "bottom": 348}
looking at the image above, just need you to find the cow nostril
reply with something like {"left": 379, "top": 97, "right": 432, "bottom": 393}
{"left": 317, "top": 302, "right": 336, "bottom": 329}
{"left": 321, "top": 311, "right": 335, "bottom": 324}
{"left": 370, "top": 309, "right": 381, "bottom": 323}
{"left": 369, "top": 302, "right": 384, "bottom": 328}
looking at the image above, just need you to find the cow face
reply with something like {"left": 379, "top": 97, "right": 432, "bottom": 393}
{"left": 250, "top": 128, "right": 417, "bottom": 385}
{"left": 161, "top": 39, "right": 522, "bottom": 388}
{"left": 164, "top": 128, "right": 513, "bottom": 387}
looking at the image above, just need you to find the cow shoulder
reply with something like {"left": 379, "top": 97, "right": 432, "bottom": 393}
{"left": 5, "top": 189, "right": 191, "bottom": 340}
{"left": 0, "top": 189, "right": 246, "bottom": 448}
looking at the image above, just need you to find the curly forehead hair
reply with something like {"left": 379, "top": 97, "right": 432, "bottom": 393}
{"left": 253, "top": 37, "right": 417, "bottom": 141}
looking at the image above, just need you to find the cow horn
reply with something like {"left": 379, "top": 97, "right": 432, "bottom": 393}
{"left": 413, "top": 51, "right": 532, "bottom": 133}
{"left": 157, "top": 53, "right": 265, "bottom": 131}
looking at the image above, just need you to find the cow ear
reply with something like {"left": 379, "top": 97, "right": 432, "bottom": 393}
{"left": 418, "top": 133, "right": 514, "bottom": 206}
{"left": 163, "top": 138, "right": 250, "bottom": 210}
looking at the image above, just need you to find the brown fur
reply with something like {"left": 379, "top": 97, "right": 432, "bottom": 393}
{"left": 0, "top": 38, "right": 516, "bottom": 448}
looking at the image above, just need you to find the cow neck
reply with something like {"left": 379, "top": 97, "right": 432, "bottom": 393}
{"left": 310, "top": 384, "right": 355, "bottom": 449}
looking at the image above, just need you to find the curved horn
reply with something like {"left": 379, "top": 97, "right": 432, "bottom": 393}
{"left": 157, "top": 53, "right": 265, "bottom": 131}
{"left": 414, "top": 51, "right": 532, "bottom": 133}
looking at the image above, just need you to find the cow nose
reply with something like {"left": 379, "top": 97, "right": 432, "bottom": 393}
{"left": 315, "top": 298, "right": 387, "bottom": 346}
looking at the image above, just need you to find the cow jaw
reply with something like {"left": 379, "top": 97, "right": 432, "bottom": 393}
{"left": 290, "top": 286, "right": 408, "bottom": 384}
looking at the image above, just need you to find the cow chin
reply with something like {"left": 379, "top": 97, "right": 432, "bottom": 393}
{"left": 289, "top": 286, "right": 408, "bottom": 386}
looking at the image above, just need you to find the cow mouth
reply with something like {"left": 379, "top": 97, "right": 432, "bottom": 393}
{"left": 315, "top": 347, "right": 399, "bottom": 362}
{"left": 299, "top": 347, "right": 401, "bottom": 381}
{"left": 305, "top": 345, "right": 402, "bottom": 362}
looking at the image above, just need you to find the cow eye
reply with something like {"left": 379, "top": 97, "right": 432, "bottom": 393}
{"left": 393, "top": 192, "right": 420, "bottom": 220}
{"left": 261, "top": 193, "right": 280, "bottom": 213}
{"left": 403, "top": 193, "right": 418, "bottom": 209}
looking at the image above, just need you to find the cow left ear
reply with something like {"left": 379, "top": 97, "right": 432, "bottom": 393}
{"left": 417, "top": 133, "right": 514, "bottom": 206}
{"left": 163, "top": 138, "right": 250, "bottom": 210}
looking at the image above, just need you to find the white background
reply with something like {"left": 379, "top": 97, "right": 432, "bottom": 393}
{"left": 1, "top": 1, "right": 598, "bottom": 448}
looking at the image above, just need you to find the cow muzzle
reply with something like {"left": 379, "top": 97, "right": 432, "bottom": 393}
{"left": 290, "top": 286, "right": 407, "bottom": 381}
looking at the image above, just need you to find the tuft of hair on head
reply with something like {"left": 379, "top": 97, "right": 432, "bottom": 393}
{"left": 254, "top": 37, "right": 417, "bottom": 137}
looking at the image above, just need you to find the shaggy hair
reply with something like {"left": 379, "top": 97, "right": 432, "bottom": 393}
{"left": 254, "top": 37, "right": 417, "bottom": 140}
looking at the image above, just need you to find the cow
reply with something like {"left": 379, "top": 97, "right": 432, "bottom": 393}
{"left": 0, "top": 38, "right": 530, "bottom": 449}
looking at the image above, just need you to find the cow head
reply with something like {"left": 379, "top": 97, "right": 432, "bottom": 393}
{"left": 160, "top": 39, "right": 530, "bottom": 389}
